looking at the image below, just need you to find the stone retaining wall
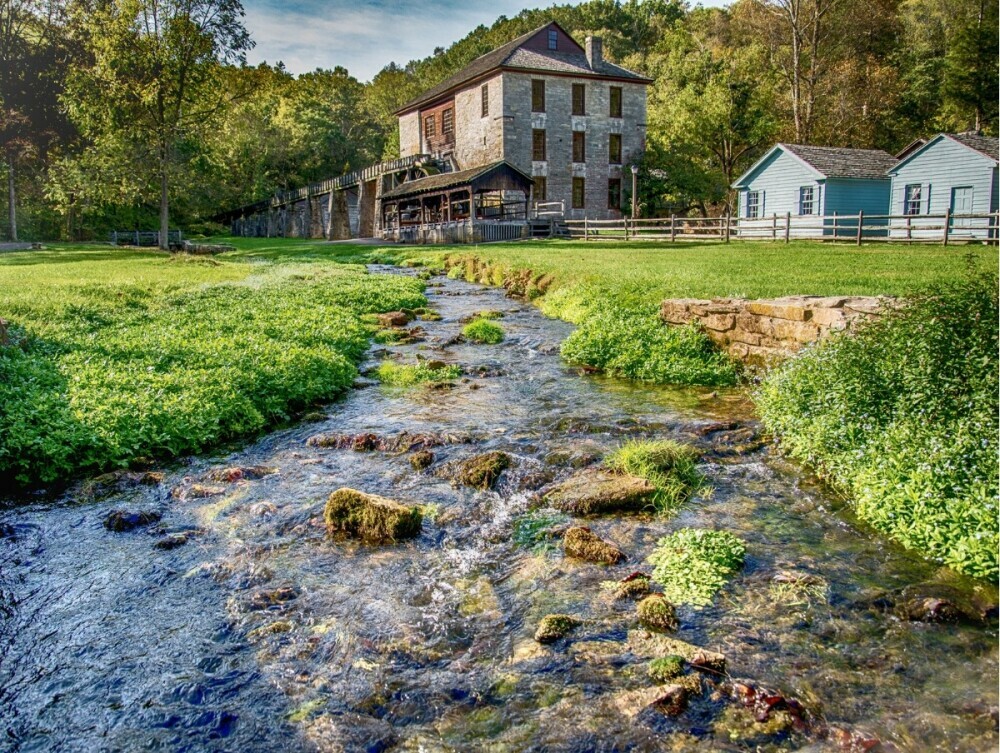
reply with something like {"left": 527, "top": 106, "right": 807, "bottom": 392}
{"left": 660, "top": 295, "right": 889, "bottom": 363}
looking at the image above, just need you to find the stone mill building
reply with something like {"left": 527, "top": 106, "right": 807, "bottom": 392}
{"left": 220, "top": 22, "right": 651, "bottom": 243}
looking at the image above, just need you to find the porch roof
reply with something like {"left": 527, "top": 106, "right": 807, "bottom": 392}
{"left": 380, "top": 161, "right": 533, "bottom": 202}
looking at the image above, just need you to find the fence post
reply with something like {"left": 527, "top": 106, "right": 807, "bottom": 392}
{"left": 584, "top": 217, "right": 589, "bottom": 242}
{"left": 784, "top": 212, "right": 791, "bottom": 243}
{"left": 724, "top": 213, "right": 731, "bottom": 243}
{"left": 856, "top": 210, "right": 864, "bottom": 246}
{"left": 624, "top": 217, "right": 629, "bottom": 241}
{"left": 942, "top": 208, "right": 951, "bottom": 246}
{"left": 112, "top": 230, "right": 118, "bottom": 246}
{"left": 772, "top": 213, "right": 777, "bottom": 241}
{"left": 906, "top": 215, "right": 911, "bottom": 242}
{"left": 670, "top": 214, "right": 676, "bottom": 242}
{"left": 832, "top": 211, "right": 838, "bottom": 241}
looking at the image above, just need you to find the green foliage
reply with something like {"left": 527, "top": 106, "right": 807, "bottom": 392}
{"left": 374, "top": 361, "right": 462, "bottom": 387}
{"left": 604, "top": 439, "right": 704, "bottom": 514}
{"left": 0, "top": 247, "right": 425, "bottom": 486}
{"left": 647, "top": 528, "right": 746, "bottom": 606}
{"left": 648, "top": 655, "right": 686, "bottom": 682}
{"left": 513, "top": 510, "right": 571, "bottom": 552}
{"left": 561, "top": 306, "right": 738, "bottom": 386}
{"left": 462, "top": 318, "right": 505, "bottom": 344}
{"left": 756, "top": 272, "right": 999, "bottom": 580}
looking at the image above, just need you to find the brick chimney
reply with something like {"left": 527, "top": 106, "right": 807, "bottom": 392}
{"left": 586, "top": 36, "right": 603, "bottom": 69}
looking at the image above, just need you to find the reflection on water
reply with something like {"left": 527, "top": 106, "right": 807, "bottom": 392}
{"left": 0, "top": 267, "right": 996, "bottom": 752}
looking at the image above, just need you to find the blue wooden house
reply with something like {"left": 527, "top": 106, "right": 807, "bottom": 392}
{"left": 732, "top": 143, "right": 898, "bottom": 237}
{"left": 887, "top": 133, "right": 999, "bottom": 241}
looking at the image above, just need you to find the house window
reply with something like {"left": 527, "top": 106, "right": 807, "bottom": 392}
{"left": 608, "top": 178, "right": 622, "bottom": 209}
{"left": 572, "top": 131, "right": 586, "bottom": 163}
{"left": 532, "top": 129, "right": 546, "bottom": 161}
{"left": 904, "top": 184, "right": 922, "bottom": 215}
{"left": 610, "top": 87, "right": 622, "bottom": 118}
{"left": 424, "top": 114, "right": 435, "bottom": 138}
{"left": 442, "top": 108, "right": 454, "bottom": 136}
{"left": 531, "top": 79, "right": 545, "bottom": 112}
{"left": 548, "top": 29, "right": 558, "bottom": 50}
{"left": 481, "top": 85, "right": 489, "bottom": 117}
{"left": 572, "top": 177, "right": 585, "bottom": 209}
{"left": 609, "top": 133, "right": 622, "bottom": 164}
{"left": 746, "top": 190, "right": 761, "bottom": 218}
{"left": 799, "top": 186, "right": 814, "bottom": 215}
{"left": 572, "top": 84, "right": 586, "bottom": 116}
{"left": 534, "top": 176, "right": 547, "bottom": 202}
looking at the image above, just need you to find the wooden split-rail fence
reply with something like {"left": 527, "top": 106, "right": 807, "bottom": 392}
{"left": 566, "top": 211, "right": 1000, "bottom": 245}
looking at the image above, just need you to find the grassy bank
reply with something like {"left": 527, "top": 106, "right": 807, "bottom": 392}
{"left": 0, "top": 243, "right": 424, "bottom": 486}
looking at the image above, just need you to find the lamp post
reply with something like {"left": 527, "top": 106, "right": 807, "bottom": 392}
{"left": 630, "top": 164, "right": 639, "bottom": 219}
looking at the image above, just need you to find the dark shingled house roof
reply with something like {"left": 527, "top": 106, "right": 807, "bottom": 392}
{"left": 947, "top": 132, "right": 999, "bottom": 161}
{"left": 396, "top": 22, "right": 651, "bottom": 115}
{"left": 380, "top": 160, "right": 533, "bottom": 201}
{"left": 782, "top": 144, "right": 899, "bottom": 180}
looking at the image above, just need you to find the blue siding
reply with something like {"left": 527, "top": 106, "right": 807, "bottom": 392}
{"left": 738, "top": 149, "right": 820, "bottom": 218}
{"left": 823, "top": 178, "right": 891, "bottom": 236}
{"left": 889, "top": 136, "right": 998, "bottom": 240}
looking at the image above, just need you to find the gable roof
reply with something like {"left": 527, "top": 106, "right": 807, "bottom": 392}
{"left": 887, "top": 132, "right": 1000, "bottom": 174}
{"left": 380, "top": 160, "right": 533, "bottom": 201}
{"left": 396, "top": 22, "right": 651, "bottom": 115}
{"left": 733, "top": 143, "right": 897, "bottom": 187}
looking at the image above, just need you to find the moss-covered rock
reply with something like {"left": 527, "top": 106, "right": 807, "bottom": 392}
{"left": 103, "top": 509, "right": 162, "bottom": 532}
{"left": 534, "top": 614, "right": 582, "bottom": 644}
{"left": 563, "top": 526, "right": 625, "bottom": 564}
{"left": 455, "top": 451, "right": 511, "bottom": 490}
{"left": 409, "top": 450, "right": 435, "bottom": 471}
{"left": 627, "top": 630, "right": 726, "bottom": 675}
{"left": 377, "top": 311, "right": 413, "bottom": 327}
{"left": 615, "top": 572, "right": 652, "bottom": 600}
{"left": 544, "top": 469, "right": 657, "bottom": 514}
{"left": 648, "top": 655, "right": 686, "bottom": 683}
{"left": 637, "top": 595, "right": 679, "bottom": 632}
{"left": 207, "top": 465, "right": 277, "bottom": 482}
{"left": 324, "top": 488, "right": 422, "bottom": 544}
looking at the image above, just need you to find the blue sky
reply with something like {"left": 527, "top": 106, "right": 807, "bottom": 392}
{"left": 242, "top": 0, "right": 727, "bottom": 82}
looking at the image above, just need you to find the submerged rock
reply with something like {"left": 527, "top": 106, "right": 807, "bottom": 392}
{"left": 409, "top": 450, "right": 435, "bottom": 471}
{"left": 103, "top": 509, "right": 162, "bottom": 532}
{"left": 81, "top": 470, "right": 164, "bottom": 498}
{"left": 454, "top": 451, "right": 511, "bottom": 490}
{"left": 324, "top": 488, "right": 422, "bottom": 544}
{"left": 207, "top": 465, "right": 278, "bottom": 483}
{"left": 637, "top": 595, "right": 679, "bottom": 632}
{"left": 892, "top": 582, "right": 997, "bottom": 625}
{"left": 248, "top": 586, "right": 299, "bottom": 611}
{"left": 171, "top": 483, "right": 226, "bottom": 500}
{"left": 563, "top": 526, "right": 625, "bottom": 564}
{"left": 611, "top": 684, "right": 689, "bottom": 718}
{"left": 534, "top": 614, "right": 582, "bottom": 644}
{"left": 627, "top": 630, "right": 727, "bottom": 675}
{"left": 543, "top": 469, "right": 656, "bottom": 515}
{"left": 615, "top": 572, "right": 653, "bottom": 600}
{"left": 154, "top": 533, "right": 188, "bottom": 550}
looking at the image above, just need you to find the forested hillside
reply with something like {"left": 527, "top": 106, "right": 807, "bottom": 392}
{"left": 3, "top": 0, "right": 997, "bottom": 240}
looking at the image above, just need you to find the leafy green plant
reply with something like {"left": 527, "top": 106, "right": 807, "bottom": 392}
{"left": 512, "top": 510, "right": 570, "bottom": 552}
{"left": 756, "top": 272, "right": 999, "bottom": 580}
{"left": 462, "top": 318, "right": 505, "bottom": 344}
{"left": 374, "top": 360, "right": 462, "bottom": 387}
{"left": 647, "top": 528, "right": 746, "bottom": 606}
{"left": 604, "top": 439, "right": 704, "bottom": 514}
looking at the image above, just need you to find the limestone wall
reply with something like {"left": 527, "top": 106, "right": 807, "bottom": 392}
{"left": 660, "top": 296, "right": 889, "bottom": 363}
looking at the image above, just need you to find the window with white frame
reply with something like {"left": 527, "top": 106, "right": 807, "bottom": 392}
{"left": 799, "top": 186, "right": 815, "bottom": 215}
{"left": 904, "top": 184, "right": 922, "bottom": 215}
{"left": 746, "top": 190, "right": 761, "bottom": 218}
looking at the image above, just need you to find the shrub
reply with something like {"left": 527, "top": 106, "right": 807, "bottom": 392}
{"left": 604, "top": 439, "right": 704, "bottom": 514}
{"left": 647, "top": 528, "right": 746, "bottom": 606}
{"left": 463, "top": 318, "right": 505, "bottom": 344}
{"left": 755, "top": 272, "right": 999, "bottom": 580}
{"left": 374, "top": 361, "right": 462, "bottom": 387}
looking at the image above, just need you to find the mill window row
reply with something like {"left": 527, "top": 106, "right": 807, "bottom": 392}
{"left": 531, "top": 129, "right": 624, "bottom": 165}
{"left": 530, "top": 80, "right": 624, "bottom": 117}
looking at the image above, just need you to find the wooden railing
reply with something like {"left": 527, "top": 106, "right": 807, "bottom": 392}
{"left": 531, "top": 201, "right": 565, "bottom": 218}
{"left": 110, "top": 230, "right": 182, "bottom": 246}
{"left": 565, "top": 211, "right": 1000, "bottom": 245}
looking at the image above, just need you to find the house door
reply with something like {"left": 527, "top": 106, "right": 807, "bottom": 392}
{"left": 950, "top": 186, "right": 974, "bottom": 230}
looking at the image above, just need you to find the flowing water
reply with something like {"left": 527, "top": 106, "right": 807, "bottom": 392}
{"left": 0, "top": 267, "right": 996, "bottom": 753}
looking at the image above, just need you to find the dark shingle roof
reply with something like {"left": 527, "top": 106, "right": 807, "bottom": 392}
{"left": 947, "top": 132, "right": 999, "bottom": 161}
{"left": 783, "top": 144, "right": 898, "bottom": 179}
{"left": 380, "top": 160, "right": 532, "bottom": 200}
{"left": 396, "top": 22, "right": 650, "bottom": 114}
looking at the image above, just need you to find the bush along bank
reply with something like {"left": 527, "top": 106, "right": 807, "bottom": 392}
{"left": 755, "top": 272, "right": 999, "bottom": 581}
{"left": 441, "top": 255, "right": 739, "bottom": 387}
{"left": 0, "top": 266, "right": 426, "bottom": 487}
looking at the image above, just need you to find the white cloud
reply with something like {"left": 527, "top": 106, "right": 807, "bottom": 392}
{"left": 242, "top": 0, "right": 543, "bottom": 80}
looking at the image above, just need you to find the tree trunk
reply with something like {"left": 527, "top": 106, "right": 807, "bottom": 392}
{"left": 159, "top": 144, "right": 169, "bottom": 250}
{"left": 6, "top": 153, "right": 16, "bottom": 243}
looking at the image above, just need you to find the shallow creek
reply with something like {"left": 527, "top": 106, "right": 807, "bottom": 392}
{"left": 0, "top": 266, "right": 996, "bottom": 753}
